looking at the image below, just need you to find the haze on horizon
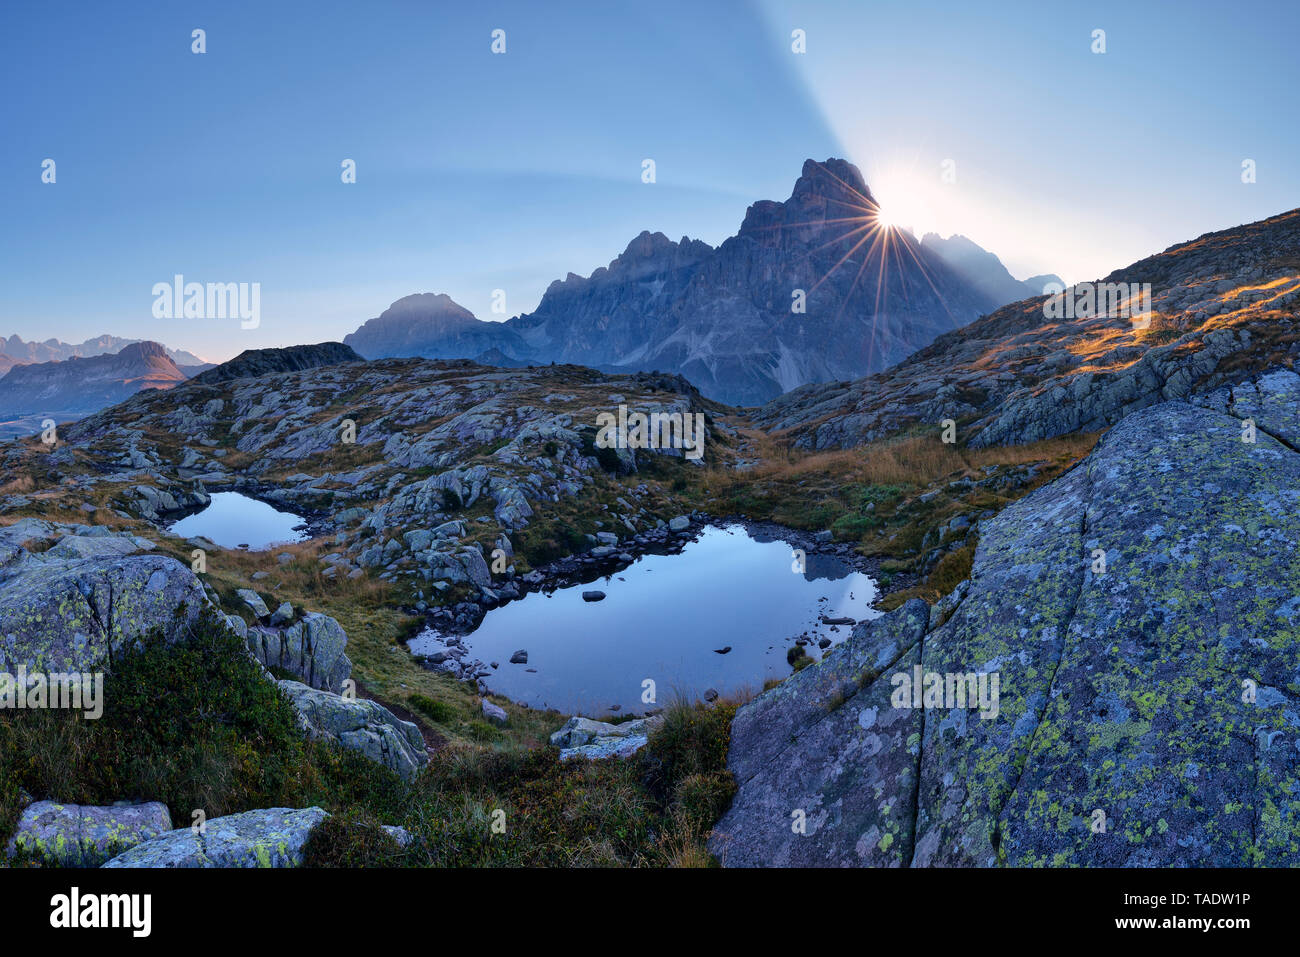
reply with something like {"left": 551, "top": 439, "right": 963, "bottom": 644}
{"left": 1, "top": 0, "right": 1296, "bottom": 363}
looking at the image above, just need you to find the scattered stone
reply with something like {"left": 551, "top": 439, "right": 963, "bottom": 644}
{"left": 550, "top": 714, "right": 665, "bottom": 761}
{"left": 236, "top": 588, "right": 271, "bottom": 618}
{"left": 480, "top": 699, "right": 508, "bottom": 726}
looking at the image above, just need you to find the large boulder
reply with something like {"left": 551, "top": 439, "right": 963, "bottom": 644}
{"left": 43, "top": 533, "right": 154, "bottom": 562}
{"left": 7, "top": 801, "right": 172, "bottom": 867}
{"left": 425, "top": 548, "right": 491, "bottom": 588}
{"left": 277, "top": 680, "right": 428, "bottom": 780}
{"left": 102, "top": 807, "right": 328, "bottom": 868}
{"left": 0, "top": 553, "right": 209, "bottom": 673}
{"left": 714, "top": 370, "right": 1300, "bottom": 867}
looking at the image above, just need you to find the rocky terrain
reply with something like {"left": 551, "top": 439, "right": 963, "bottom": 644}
{"left": 714, "top": 369, "right": 1300, "bottom": 866}
{"left": 343, "top": 159, "right": 1018, "bottom": 406}
{"left": 0, "top": 204, "right": 1296, "bottom": 869}
{"left": 0, "top": 346, "right": 746, "bottom": 867}
{"left": 0, "top": 352, "right": 729, "bottom": 704}
{"left": 756, "top": 208, "right": 1300, "bottom": 450}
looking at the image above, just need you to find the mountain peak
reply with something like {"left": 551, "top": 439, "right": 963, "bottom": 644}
{"left": 790, "top": 157, "right": 877, "bottom": 210}
{"left": 118, "top": 340, "right": 171, "bottom": 361}
{"left": 740, "top": 157, "right": 879, "bottom": 238}
{"left": 920, "top": 233, "right": 1059, "bottom": 307}
{"left": 380, "top": 292, "right": 474, "bottom": 321}
{"left": 337, "top": 156, "right": 1037, "bottom": 406}
{"left": 619, "top": 230, "right": 678, "bottom": 259}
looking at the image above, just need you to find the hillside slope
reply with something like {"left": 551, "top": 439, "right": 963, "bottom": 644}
{"left": 756, "top": 208, "right": 1300, "bottom": 449}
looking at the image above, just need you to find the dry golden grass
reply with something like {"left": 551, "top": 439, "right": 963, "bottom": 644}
{"left": 0, "top": 473, "right": 36, "bottom": 496}
{"left": 965, "top": 433, "right": 1100, "bottom": 470}
{"left": 708, "top": 430, "right": 1097, "bottom": 499}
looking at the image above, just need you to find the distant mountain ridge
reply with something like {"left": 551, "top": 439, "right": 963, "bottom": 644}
{"left": 345, "top": 158, "right": 1049, "bottom": 406}
{"left": 0, "top": 341, "right": 190, "bottom": 438}
{"left": 346, "top": 294, "right": 528, "bottom": 362}
{"left": 920, "top": 233, "right": 1064, "bottom": 306}
{"left": 0, "top": 333, "right": 205, "bottom": 371}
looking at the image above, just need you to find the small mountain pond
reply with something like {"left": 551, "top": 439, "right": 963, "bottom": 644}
{"left": 410, "top": 523, "right": 881, "bottom": 714}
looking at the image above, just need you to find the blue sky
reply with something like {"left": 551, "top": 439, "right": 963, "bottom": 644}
{"left": 2, "top": 0, "right": 1296, "bottom": 362}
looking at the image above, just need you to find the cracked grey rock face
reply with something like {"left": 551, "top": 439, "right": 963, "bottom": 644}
{"left": 277, "top": 680, "right": 428, "bottom": 781}
{"left": 246, "top": 612, "right": 353, "bottom": 693}
{"left": 709, "top": 600, "right": 930, "bottom": 866}
{"left": 716, "top": 370, "right": 1300, "bottom": 866}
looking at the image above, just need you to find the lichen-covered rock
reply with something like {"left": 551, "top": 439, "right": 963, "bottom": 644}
{"left": 43, "top": 534, "right": 154, "bottom": 562}
{"left": 277, "top": 680, "right": 427, "bottom": 780}
{"left": 0, "top": 554, "right": 209, "bottom": 673}
{"left": 716, "top": 370, "right": 1300, "bottom": 866}
{"left": 102, "top": 807, "right": 328, "bottom": 868}
{"left": 424, "top": 548, "right": 492, "bottom": 588}
{"left": 491, "top": 484, "right": 533, "bottom": 529}
{"left": 236, "top": 588, "right": 271, "bottom": 618}
{"left": 8, "top": 801, "right": 172, "bottom": 867}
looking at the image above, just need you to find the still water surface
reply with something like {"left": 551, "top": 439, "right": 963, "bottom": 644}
{"left": 411, "top": 523, "right": 880, "bottom": 714}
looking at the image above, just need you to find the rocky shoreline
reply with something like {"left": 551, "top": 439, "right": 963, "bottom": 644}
{"left": 407, "top": 511, "right": 913, "bottom": 700}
